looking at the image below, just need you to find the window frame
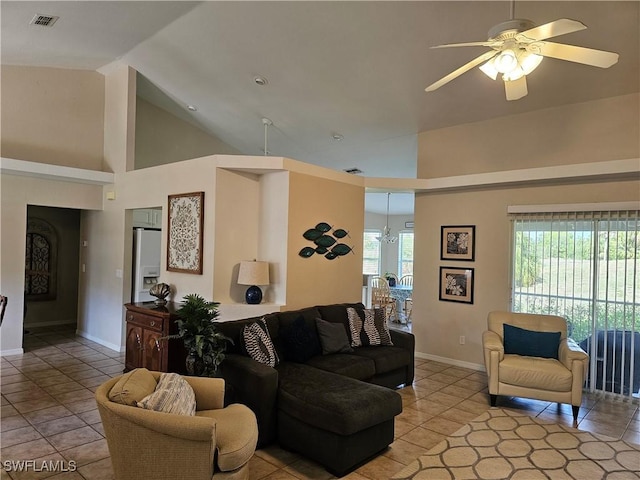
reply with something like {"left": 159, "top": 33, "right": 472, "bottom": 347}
{"left": 363, "top": 229, "right": 382, "bottom": 275}
{"left": 398, "top": 230, "right": 414, "bottom": 277}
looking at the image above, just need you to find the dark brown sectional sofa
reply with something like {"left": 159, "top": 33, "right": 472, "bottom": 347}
{"left": 216, "top": 302, "right": 415, "bottom": 477}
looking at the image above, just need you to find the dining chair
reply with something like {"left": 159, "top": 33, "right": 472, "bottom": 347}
{"left": 370, "top": 277, "right": 397, "bottom": 322}
{"left": 399, "top": 275, "right": 413, "bottom": 287}
{"left": 398, "top": 276, "right": 413, "bottom": 322}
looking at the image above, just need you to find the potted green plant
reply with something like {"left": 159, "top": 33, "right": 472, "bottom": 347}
{"left": 384, "top": 273, "right": 397, "bottom": 287}
{"left": 171, "top": 293, "right": 231, "bottom": 376}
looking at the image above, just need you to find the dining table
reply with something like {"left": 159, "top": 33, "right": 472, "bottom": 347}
{"left": 389, "top": 285, "right": 412, "bottom": 322}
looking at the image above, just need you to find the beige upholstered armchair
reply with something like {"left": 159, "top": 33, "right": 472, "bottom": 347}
{"left": 96, "top": 369, "right": 258, "bottom": 480}
{"left": 483, "top": 311, "right": 589, "bottom": 423}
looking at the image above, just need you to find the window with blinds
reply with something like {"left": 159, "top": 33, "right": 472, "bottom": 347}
{"left": 511, "top": 209, "right": 639, "bottom": 397}
{"left": 398, "top": 231, "right": 414, "bottom": 277}
{"left": 363, "top": 230, "right": 382, "bottom": 275}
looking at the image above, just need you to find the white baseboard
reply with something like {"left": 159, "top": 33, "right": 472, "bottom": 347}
{"left": 415, "top": 351, "right": 486, "bottom": 372}
{"left": 76, "top": 329, "right": 123, "bottom": 353}
{"left": 24, "top": 320, "right": 76, "bottom": 328}
{"left": 0, "top": 348, "right": 24, "bottom": 356}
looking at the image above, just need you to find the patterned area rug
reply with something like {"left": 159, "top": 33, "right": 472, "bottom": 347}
{"left": 392, "top": 408, "right": 640, "bottom": 480}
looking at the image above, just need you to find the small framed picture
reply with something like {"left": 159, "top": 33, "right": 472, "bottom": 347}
{"left": 167, "top": 192, "right": 204, "bottom": 274}
{"left": 439, "top": 266, "right": 474, "bottom": 304}
{"left": 441, "top": 225, "right": 475, "bottom": 261}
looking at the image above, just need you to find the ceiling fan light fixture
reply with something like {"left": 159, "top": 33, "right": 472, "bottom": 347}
{"left": 519, "top": 52, "right": 543, "bottom": 75}
{"left": 377, "top": 193, "right": 398, "bottom": 244}
{"left": 479, "top": 59, "right": 499, "bottom": 80}
{"left": 503, "top": 69, "right": 525, "bottom": 82}
{"left": 494, "top": 49, "right": 518, "bottom": 73}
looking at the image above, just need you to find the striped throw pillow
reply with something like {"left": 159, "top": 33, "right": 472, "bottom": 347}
{"left": 347, "top": 307, "right": 393, "bottom": 347}
{"left": 241, "top": 318, "right": 279, "bottom": 367}
{"left": 137, "top": 373, "right": 196, "bottom": 416}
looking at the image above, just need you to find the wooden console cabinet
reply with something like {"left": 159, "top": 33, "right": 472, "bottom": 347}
{"left": 124, "top": 302, "right": 186, "bottom": 373}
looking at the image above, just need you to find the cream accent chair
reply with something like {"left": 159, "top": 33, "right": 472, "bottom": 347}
{"left": 483, "top": 311, "right": 589, "bottom": 423}
{"left": 96, "top": 369, "right": 258, "bottom": 480}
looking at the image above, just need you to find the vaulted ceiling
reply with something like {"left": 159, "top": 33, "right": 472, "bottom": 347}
{"left": 2, "top": 1, "right": 638, "bottom": 213}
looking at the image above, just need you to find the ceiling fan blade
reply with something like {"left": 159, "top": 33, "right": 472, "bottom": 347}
{"left": 431, "top": 41, "right": 502, "bottom": 49}
{"left": 532, "top": 41, "right": 619, "bottom": 68}
{"left": 425, "top": 50, "right": 498, "bottom": 92}
{"left": 504, "top": 76, "right": 528, "bottom": 101}
{"left": 517, "top": 18, "right": 586, "bottom": 42}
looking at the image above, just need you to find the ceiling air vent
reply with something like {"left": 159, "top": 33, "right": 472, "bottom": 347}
{"left": 344, "top": 168, "right": 363, "bottom": 175}
{"left": 30, "top": 14, "right": 59, "bottom": 27}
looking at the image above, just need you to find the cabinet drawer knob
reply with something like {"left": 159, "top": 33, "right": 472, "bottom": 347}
{"left": 128, "top": 314, "right": 133, "bottom": 321}
{"left": 150, "top": 321, "right": 155, "bottom": 327}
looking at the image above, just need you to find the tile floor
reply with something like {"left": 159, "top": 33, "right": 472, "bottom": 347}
{"left": 1, "top": 325, "right": 639, "bottom": 480}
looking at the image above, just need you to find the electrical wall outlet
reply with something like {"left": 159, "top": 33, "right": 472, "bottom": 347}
{"left": 459, "top": 335, "right": 466, "bottom": 345}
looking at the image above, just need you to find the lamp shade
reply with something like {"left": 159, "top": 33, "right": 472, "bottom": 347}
{"left": 238, "top": 261, "right": 270, "bottom": 286}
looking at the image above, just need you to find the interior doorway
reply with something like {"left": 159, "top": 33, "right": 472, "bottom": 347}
{"left": 24, "top": 206, "right": 81, "bottom": 333}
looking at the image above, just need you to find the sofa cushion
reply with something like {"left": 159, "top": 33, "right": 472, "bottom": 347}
{"left": 278, "top": 307, "right": 322, "bottom": 331}
{"left": 315, "top": 318, "right": 353, "bottom": 355}
{"left": 108, "top": 368, "right": 157, "bottom": 406}
{"left": 305, "top": 354, "right": 375, "bottom": 381}
{"left": 137, "top": 373, "right": 196, "bottom": 416}
{"left": 500, "top": 354, "right": 573, "bottom": 391}
{"left": 317, "top": 303, "right": 365, "bottom": 329}
{"left": 276, "top": 362, "right": 402, "bottom": 436}
{"left": 241, "top": 318, "right": 280, "bottom": 367}
{"left": 196, "top": 403, "right": 258, "bottom": 472}
{"left": 504, "top": 323, "right": 561, "bottom": 359}
{"left": 280, "top": 315, "right": 322, "bottom": 363}
{"left": 347, "top": 307, "right": 393, "bottom": 347}
{"left": 350, "top": 346, "right": 411, "bottom": 375}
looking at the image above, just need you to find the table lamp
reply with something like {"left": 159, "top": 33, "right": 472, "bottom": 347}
{"left": 238, "top": 260, "right": 270, "bottom": 304}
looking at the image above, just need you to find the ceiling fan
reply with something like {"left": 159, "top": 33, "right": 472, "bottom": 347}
{"left": 425, "top": 2, "right": 619, "bottom": 101}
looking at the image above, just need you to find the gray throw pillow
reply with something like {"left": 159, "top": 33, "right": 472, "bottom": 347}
{"left": 315, "top": 318, "right": 353, "bottom": 355}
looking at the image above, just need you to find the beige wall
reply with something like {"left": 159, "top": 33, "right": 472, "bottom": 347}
{"left": 214, "top": 169, "right": 261, "bottom": 304}
{"left": 1, "top": 66, "right": 105, "bottom": 170}
{"left": 285, "top": 171, "right": 364, "bottom": 310}
{"left": 258, "top": 172, "right": 290, "bottom": 305}
{"left": 414, "top": 94, "right": 640, "bottom": 368}
{"left": 135, "top": 97, "right": 240, "bottom": 169}
{"left": 414, "top": 180, "right": 639, "bottom": 367}
{"left": 418, "top": 94, "right": 640, "bottom": 178}
{"left": 0, "top": 175, "right": 104, "bottom": 354}
{"left": 78, "top": 155, "right": 220, "bottom": 351}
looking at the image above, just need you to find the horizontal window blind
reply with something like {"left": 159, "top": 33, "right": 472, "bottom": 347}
{"left": 363, "top": 230, "right": 381, "bottom": 275}
{"left": 511, "top": 209, "right": 639, "bottom": 398}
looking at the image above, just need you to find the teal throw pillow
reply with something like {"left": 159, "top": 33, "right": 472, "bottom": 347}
{"left": 503, "top": 323, "right": 561, "bottom": 359}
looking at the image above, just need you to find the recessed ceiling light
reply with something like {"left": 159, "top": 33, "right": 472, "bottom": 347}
{"left": 187, "top": 105, "right": 197, "bottom": 111}
{"left": 332, "top": 133, "right": 344, "bottom": 141}
{"left": 254, "top": 76, "right": 269, "bottom": 86}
